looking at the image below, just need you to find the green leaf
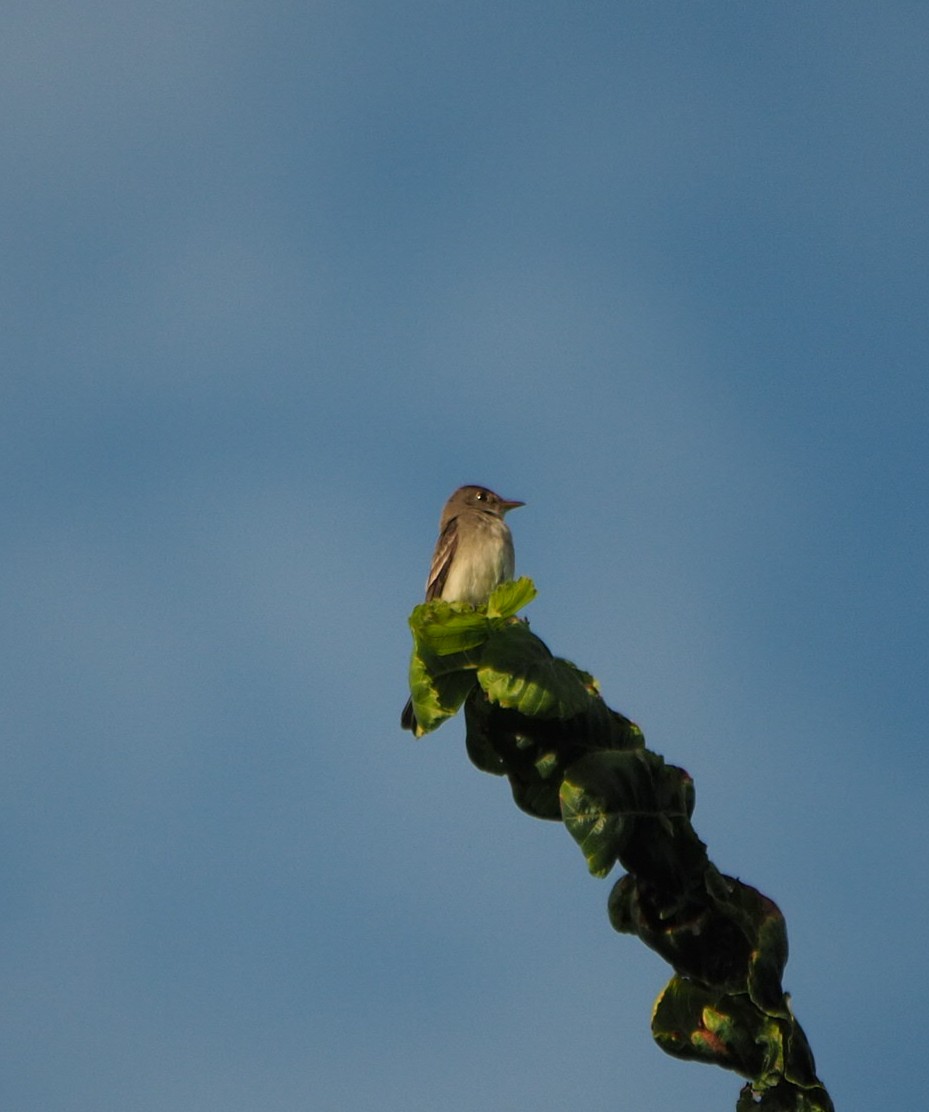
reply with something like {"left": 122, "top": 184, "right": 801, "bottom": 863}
{"left": 560, "top": 750, "right": 698, "bottom": 878}
{"left": 651, "top": 976, "right": 783, "bottom": 1081}
{"left": 747, "top": 893, "right": 790, "bottom": 1017}
{"left": 485, "top": 576, "right": 537, "bottom": 618}
{"left": 406, "top": 645, "right": 478, "bottom": 736}
{"left": 478, "top": 621, "right": 593, "bottom": 719}
{"left": 409, "top": 599, "right": 493, "bottom": 656}
{"left": 403, "top": 580, "right": 542, "bottom": 735}
{"left": 560, "top": 751, "right": 649, "bottom": 876}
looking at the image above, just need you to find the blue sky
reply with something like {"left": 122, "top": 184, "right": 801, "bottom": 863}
{"left": 3, "top": 4, "right": 927, "bottom": 1109}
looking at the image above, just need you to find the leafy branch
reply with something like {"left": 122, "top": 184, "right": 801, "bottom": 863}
{"left": 403, "top": 578, "right": 833, "bottom": 1112}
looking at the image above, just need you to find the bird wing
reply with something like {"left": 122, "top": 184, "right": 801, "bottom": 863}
{"left": 424, "top": 518, "right": 458, "bottom": 601}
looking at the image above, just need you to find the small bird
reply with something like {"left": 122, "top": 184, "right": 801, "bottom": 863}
{"left": 401, "top": 484, "right": 525, "bottom": 730}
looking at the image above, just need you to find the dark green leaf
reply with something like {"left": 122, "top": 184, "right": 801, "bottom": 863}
{"left": 652, "top": 976, "right": 783, "bottom": 1081}
{"left": 560, "top": 750, "right": 698, "bottom": 878}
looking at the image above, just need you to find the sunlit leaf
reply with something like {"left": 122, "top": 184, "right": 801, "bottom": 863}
{"left": 478, "top": 621, "right": 593, "bottom": 719}
{"left": 485, "top": 576, "right": 537, "bottom": 618}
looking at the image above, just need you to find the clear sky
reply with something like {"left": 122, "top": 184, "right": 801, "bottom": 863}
{"left": 3, "top": 4, "right": 927, "bottom": 1110}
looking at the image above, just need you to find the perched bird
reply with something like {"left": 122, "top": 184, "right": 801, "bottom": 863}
{"left": 401, "top": 484, "right": 525, "bottom": 730}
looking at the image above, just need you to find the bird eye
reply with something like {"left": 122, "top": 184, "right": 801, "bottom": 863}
{"left": 475, "top": 490, "right": 486, "bottom": 501}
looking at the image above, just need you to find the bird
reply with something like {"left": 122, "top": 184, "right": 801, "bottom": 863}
{"left": 401, "top": 484, "right": 525, "bottom": 731}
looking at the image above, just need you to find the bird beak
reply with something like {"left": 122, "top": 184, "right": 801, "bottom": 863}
{"left": 500, "top": 498, "right": 525, "bottom": 513}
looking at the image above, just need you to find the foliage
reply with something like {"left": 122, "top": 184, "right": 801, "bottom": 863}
{"left": 404, "top": 579, "right": 833, "bottom": 1111}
